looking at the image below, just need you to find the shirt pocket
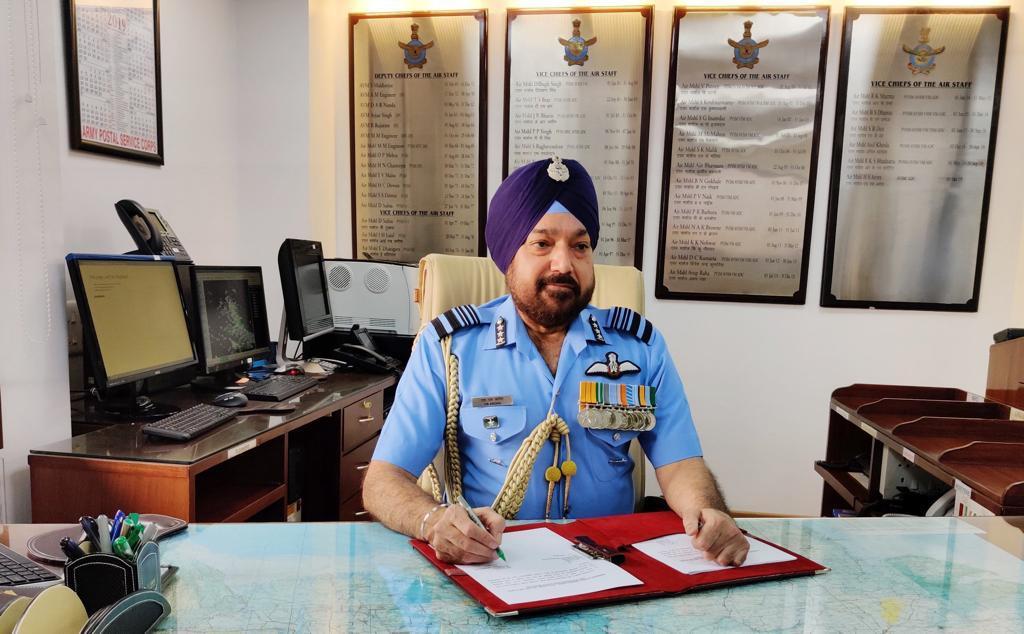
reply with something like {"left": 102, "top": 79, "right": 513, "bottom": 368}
{"left": 584, "top": 428, "right": 640, "bottom": 482}
{"left": 459, "top": 404, "right": 527, "bottom": 446}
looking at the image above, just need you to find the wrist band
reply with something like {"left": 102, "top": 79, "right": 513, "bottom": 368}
{"left": 419, "top": 503, "right": 448, "bottom": 541}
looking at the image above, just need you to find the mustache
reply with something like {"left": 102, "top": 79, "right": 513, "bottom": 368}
{"left": 537, "top": 274, "right": 580, "bottom": 294}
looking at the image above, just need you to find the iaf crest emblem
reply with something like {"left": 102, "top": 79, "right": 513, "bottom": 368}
{"left": 902, "top": 28, "right": 945, "bottom": 75}
{"left": 727, "top": 20, "right": 769, "bottom": 69}
{"left": 398, "top": 23, "right": 434, "bottom": 69}
{"left": 558, "top": 19, "right": 597, "bottom": 67}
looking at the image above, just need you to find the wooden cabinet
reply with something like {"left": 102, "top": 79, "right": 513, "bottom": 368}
{"left": 818, "top": 383, "right": 1024, "bottom": 517}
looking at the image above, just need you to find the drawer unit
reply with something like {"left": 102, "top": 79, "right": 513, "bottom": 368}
{"left": 343, "top": 393, "right": 384, "bottom": 451}
{"left": 340, "top": 490, "right": 371, "bottom": 521}
{"left": 340, "top": 433, "right": 377, "bottom": 502}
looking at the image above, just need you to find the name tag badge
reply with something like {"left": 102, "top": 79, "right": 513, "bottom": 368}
{"left": 471, "top": 395, "right": 513, "bottom": 408}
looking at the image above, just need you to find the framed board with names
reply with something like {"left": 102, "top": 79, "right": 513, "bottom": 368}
{"left": 350, "top": 10, "right": 487, "bottom": 263}
{"left": 821, "top": 7, "right": 1009, "bottom": 311}
{"left": 505, "top": 7, "right": 654, "bottom": 269}
{"left": 655, "top": 7, "right": 830, "bottom": 303}
{"left": 61, "top": 0, "right": 164, "bottom": 164}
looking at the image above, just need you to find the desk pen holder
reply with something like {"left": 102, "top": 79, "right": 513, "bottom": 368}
{"left": 64, "top": 541, "right": 162, "bottom": 615}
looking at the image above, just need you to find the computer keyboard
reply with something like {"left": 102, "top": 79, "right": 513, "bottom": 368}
{"left": 0, "top": 544, "right": 60, "bottom": 586}
{"left": 241, "top": 375, "right": 319, "bottom": 402}
{"left": 142, "top": 403, "right": 238, "bottom": 441}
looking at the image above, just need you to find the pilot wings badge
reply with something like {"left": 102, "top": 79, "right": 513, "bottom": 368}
{"left": 902, "top": 28, "right": 945, "bottom": 76}
{"left": 585, "top": 352, "right": 640, "bottom": 379}
{"left": 558, "top": 19, "right": 597, "bottom": 67}
{"left": 727, "top": 20, "right": 769, "bottom": 70}
{"left": 398, "top": 24, "right": 434, "bottom": 69}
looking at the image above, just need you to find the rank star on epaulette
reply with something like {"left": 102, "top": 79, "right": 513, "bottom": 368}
{"left": 495, "top": 316, "right": 507, "bottom": 347}
{"left": 585, "top": 352, "right": 640, "bottom": 379}
{"left": 588, "top": 314, "right": 605, "bottom": 343}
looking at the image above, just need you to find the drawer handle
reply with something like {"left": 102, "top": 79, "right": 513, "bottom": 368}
{"left": 358, "top": 416, "right": 375, "bottom": 424}
{"left": 353, "top": 510, "right": 370, "bottom": 517}
{"left": 355, "top": 463, "right": 370, "bottom": 471}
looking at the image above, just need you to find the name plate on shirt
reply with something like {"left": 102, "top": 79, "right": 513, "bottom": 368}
{"left": 471, "top": 395, "right": 513, "bottom": 407}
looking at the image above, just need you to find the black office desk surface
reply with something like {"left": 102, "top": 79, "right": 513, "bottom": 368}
{"left": 35, "top": 373, "right": 394, "bottom": 465}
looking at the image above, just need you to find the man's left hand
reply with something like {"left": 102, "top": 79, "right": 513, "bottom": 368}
{"left": 683, "top": 507, "right": 749, "bottom": 566}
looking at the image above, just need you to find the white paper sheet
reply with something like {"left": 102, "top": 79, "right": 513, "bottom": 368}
{"left": 632, "top": 533, "right": 796, "bottom": 575}
{"left": 454, "top": 528, "right": 642, "bottom": 605}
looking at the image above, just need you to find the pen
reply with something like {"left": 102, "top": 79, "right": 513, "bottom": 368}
{"left": 96, "top": 514, "right": 113, "bottom": 553}
{"left": 110, "top": 510, "right": 125, "bottom": 540}
{"left": 60, "top": 536, "right": 87, "bottom": 561}
{"left": 112, "top": 536, "right": 134, "bottom": 561}
{"left": 79, "top": 516, "right": 102, "bottom": 552}
{"left": 455, "top": 494, "right": 506, "bottom": 562}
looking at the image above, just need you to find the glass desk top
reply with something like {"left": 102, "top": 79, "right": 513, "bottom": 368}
{"left": 32, "top": 373, "right": 393, "bottom": 465}
{"left": 140, "top": 516, "right": 1024, "bottom": 632}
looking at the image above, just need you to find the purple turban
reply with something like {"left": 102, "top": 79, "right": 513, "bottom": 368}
{"left": 485, "top": 157, "right": 600, "bottom": 273}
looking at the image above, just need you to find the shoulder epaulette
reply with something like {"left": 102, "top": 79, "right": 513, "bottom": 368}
{"left": 604, "top": 306, "right": 654, "bottom": 344}
{"left": 430, "top": 304, "right": 484, "bottom": 339}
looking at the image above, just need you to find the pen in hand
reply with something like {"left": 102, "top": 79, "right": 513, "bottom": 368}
{"left": 455, "top": 494, "right": 507, "bottom": 562}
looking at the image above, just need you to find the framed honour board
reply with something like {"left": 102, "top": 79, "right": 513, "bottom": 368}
{"left": 656, "top": 7, "right": 829, "bottom": 303}
{"left": 350, "top": 10, "right": 487, "bottom": 262}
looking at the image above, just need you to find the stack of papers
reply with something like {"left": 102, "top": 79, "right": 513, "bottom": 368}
{"left": 455, "top": 528, "right": 642, "bottom": 605}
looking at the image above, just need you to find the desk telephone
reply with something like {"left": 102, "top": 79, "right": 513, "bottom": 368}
{"left": 115, "top": 199, "right": 191, "bottom": 261}
{"left": 335, "top": 326, "right": 402, "bottom": 375}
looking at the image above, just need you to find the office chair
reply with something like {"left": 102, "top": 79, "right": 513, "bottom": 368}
{"left": 414, "top": 253, "right": 647, "bottom": 510}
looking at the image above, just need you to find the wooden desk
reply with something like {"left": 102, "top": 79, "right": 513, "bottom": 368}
{"left": 29, "top": 373, "right": 395, "bottom": 523}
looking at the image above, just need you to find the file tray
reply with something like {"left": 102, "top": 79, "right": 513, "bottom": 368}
{"left": 411, "top": 511, "right": 827, "bottom": 617}
{"left": 64, "top": 541, "right": 163, "bottom": 615}
{"left": 831, "top": 384, "right": 972, "bottom": 412}
{"left": 937, "top": 442, "right": 1024, "bottom": 508}
{"left": 853, "top": 399, "right": 1009, "bottom": 433}
{"left": 892, "top": 418, "right": 1024, "bottom": 458}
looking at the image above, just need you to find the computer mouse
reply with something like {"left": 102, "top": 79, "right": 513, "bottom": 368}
{"left": 212, "top": 392, "right": 248, "bottom": 408}
{"left": 285, "top": 366, "right": 305, "bottom": 376}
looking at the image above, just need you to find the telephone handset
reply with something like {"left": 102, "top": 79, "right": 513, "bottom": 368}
{"left": 115, "top": 199, "right": 191, "bottom": 261}
{"left": 333, "top": 326, "right": 403, "bottom": 375}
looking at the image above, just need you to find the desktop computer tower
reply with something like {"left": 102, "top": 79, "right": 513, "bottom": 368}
{"left": 323, "top": 259, "right": 420, "bottom": 336}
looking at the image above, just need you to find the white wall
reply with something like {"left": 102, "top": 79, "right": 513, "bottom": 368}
{"left": 58, "top": 0, "right": 311, "bottom": 333}
{"left": 0, "top": 0, "right": 72, "bottom": 523}
{"left": 323, "top": 0, "right": 1024, "bottom": 515}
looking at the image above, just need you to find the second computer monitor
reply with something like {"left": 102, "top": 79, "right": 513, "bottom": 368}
{"left": 278, "top": 239, "right": 334, "bottom": 342}
{"left": 190, "top": 266, "right": 272, "bottom": 374}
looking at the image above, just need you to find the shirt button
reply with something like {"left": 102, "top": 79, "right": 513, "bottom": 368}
{"left": 489, "top": 432, "right": 498, "bottom": 442}
{"left": 613, "top": 432, "right": 622, "bottom": 442}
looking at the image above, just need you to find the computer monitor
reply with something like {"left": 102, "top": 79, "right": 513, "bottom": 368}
{"left": 190, "top": 266, "right": 272, "bottom": 375}
{"left": 66, "top": 254, "right": 197, "bottom": 390}
{"left": 278, "top": 239, "right": 333, "bottom": 342}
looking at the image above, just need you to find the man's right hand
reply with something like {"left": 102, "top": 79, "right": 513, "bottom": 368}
{"left": 423, "top": 504, "right": 505, "bottom": 564}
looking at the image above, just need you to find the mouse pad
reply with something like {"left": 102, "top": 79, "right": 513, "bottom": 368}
{"left": 26, "top": 514, "right": 187, "bottom": 566}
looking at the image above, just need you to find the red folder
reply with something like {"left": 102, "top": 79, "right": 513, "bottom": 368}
{"left": 411, "top": 511, "right": 828, "bottom": 617}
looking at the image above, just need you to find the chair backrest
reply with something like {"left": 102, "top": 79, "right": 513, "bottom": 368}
{"left": 416, "top": 253, "right": 647, "bottom": 508}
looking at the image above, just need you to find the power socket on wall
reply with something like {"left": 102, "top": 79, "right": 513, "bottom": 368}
{"left": 67, "top": 300, "right": 85, "bottom": 394}
{"left": 66, "top": 300, "right": 82, "bottom": 355}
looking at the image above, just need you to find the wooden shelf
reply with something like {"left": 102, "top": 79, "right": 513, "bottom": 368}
{"left": 197, "top": 483, "right": 286, "bottom": 523}
{"left": 815, "top": 463, "right": 868, "bottom": 511}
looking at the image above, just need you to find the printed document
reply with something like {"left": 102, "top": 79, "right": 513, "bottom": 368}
{"left": 633, "top": 533, "right": 795, "bottom": 575}
{"left": 455, "top": 528, "right": 642, "bottom": 605}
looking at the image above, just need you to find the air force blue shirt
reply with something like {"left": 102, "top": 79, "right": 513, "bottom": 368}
{"left": 372, "top": 295, "right": 702, "bottom": 519}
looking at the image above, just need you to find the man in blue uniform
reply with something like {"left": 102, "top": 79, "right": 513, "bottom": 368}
{"left": 364, "top": 157, "right": 748, "bottom": 567}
